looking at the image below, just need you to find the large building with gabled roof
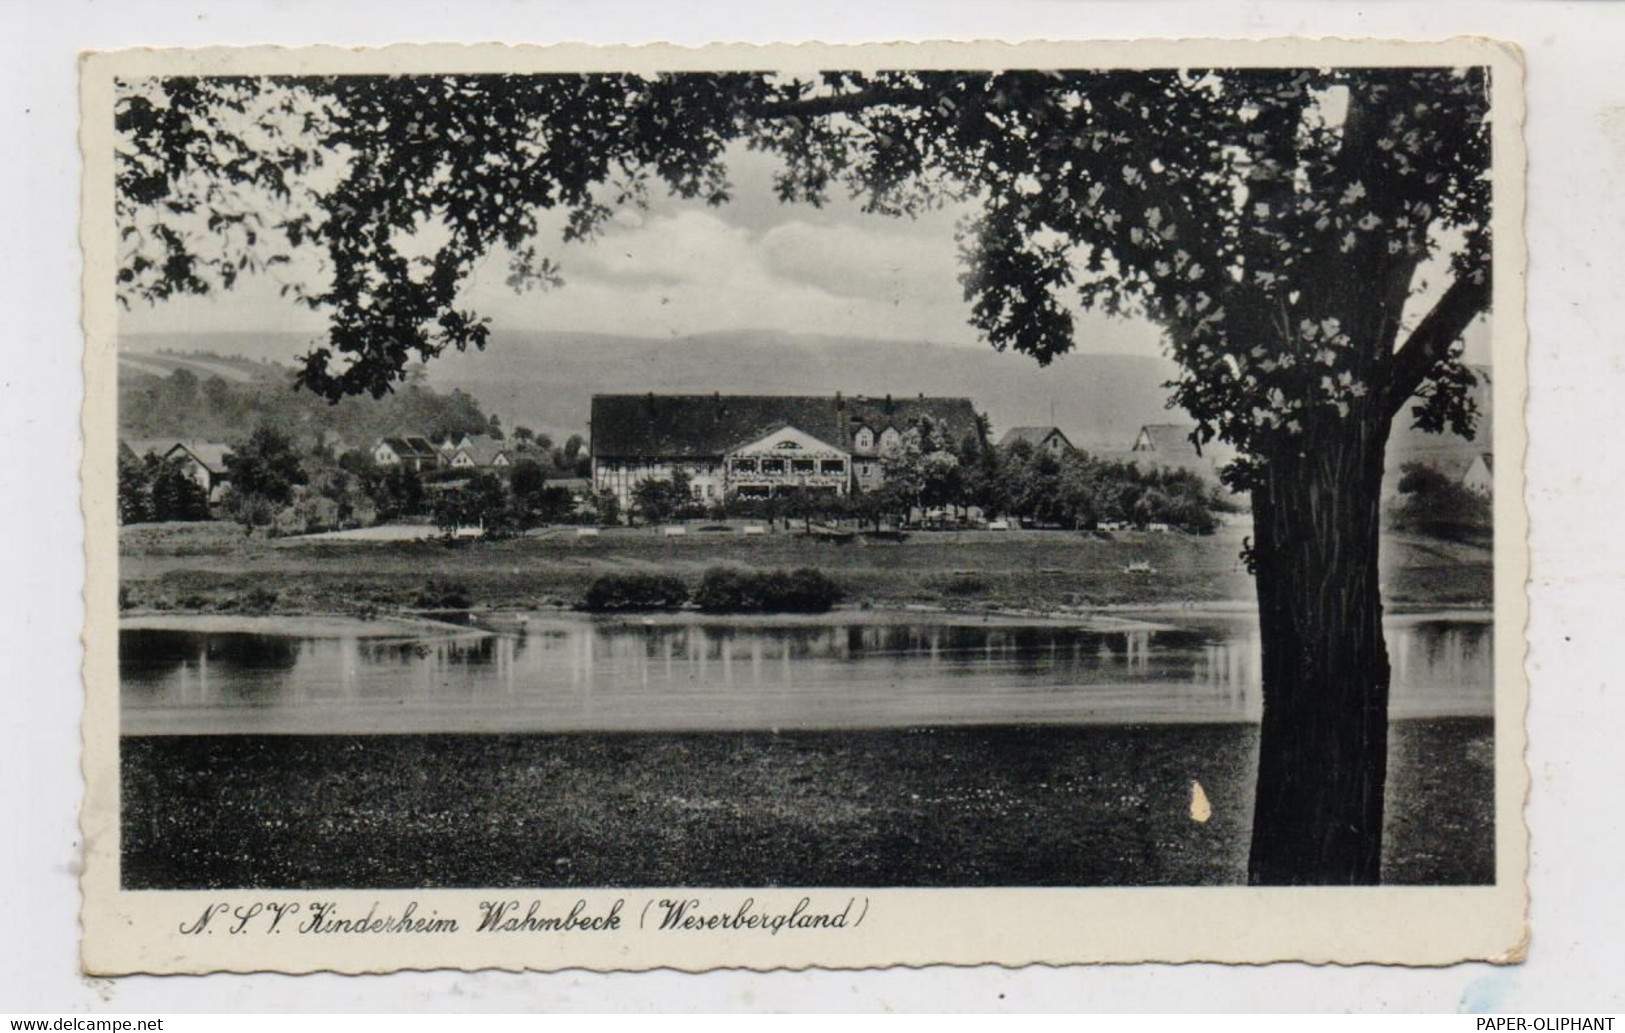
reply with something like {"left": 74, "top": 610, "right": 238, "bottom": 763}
{"left": 589, "top": 393, "right": 982, "bottom": 510}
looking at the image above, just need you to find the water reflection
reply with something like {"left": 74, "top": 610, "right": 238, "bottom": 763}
{"left": 120, "top": 615, "right": 1492, "bottom": 735}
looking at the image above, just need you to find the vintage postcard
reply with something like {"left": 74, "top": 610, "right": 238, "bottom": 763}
{"left": 80, "top": 38, "right": 1528, "bottom": 974}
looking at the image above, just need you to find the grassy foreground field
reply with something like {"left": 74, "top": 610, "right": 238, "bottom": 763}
{"left": 122, "top": 718, "right": 1493, "bottom": 889}
{"left": 118, "top": 519, "right": 1490, "bottom": 615}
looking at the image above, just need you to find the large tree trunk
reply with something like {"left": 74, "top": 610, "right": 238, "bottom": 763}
{"left": 1247, "top": 414, "right": 1392, "bottom": 885}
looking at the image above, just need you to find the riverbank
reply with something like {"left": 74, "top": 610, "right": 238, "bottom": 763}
{"left": 121, "top": 718, "right": 1493, "bottom": 889}
{"left": 118, "top": 520, "right": 1491, "bottom": 617}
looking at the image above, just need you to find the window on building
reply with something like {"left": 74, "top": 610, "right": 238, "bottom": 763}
{"left": 821, "top": 460, "right": 846, "bottom": 476}
{"left": 854, "top": 428, "right": 874, "bottom": 450}
{"left": 761, "top": 458, "right": 785, "bottom": 475}
{"left": 791, "top": 458, "right": 815, "bottom": 474}
{"left": 733, "top": 458, "right": 756, "bottom": 474}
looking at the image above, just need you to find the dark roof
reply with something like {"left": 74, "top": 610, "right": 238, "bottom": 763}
{"left": 380, "top": 436, "right": 440, "bottom": 458}
{"left": 169, "top": 441, "right": 231, "bottom": 474}
{"left": 1133, "top": 423, "right": 1201, "bottom": 458}
{"left": 120, "top": 438, "right": 232, "bottom": 473}
{"left": 455, "top": 435, "right": 508, "bottom": 466}
{"left": 590, "top": 394, "right": 980, "bottom": 459}
{"left": 998, "top": 426, "right": 1074, "bottom": 450}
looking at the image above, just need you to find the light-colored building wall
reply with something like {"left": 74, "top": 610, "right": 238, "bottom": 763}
{"left": 593, "top": 458, "right": 727, "bottom": 511}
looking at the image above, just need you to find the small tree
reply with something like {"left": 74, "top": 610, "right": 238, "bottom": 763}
{"left": 1397, "top": 461, "right": 1453, "bottom": 497}
{"left": 588, "top": 488, "right": 622, "bottom": 526}
{"left": 1390, "top": 462, "right": 1490, "bottom": 541}
{"left": 146, "top": 455, "right": 211, "bottom": 521}
{"left": 631, "top": 471, "right": 694, "bottom": 525}
{"left": 372, "top": 464, "right": 426, "bottom": 522}
{"left": 117, "top": 452, "right": 155, "bottom": 525}
{"left": 223, "top": 424, "right": 307, "bottom": 520}
{"left": 508, "top": 457, "right": 549, "bottom": 524}
{"left": 435, "top": 471, "right": 517, "bottom": 539}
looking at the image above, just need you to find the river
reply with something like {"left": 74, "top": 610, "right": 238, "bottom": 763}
{"left": 118, "top": 610, "right": 1492, "bottom": 736}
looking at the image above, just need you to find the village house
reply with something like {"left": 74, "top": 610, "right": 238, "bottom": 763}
{"left": 447, "top": 434, "right": 511, "bottom": 471}
{"left": 588, "top": 393, "right": 981, "bottom": 511}
{"left": 997, "top": 425, "right": 1076, "bottom": 459}
{"left": 1127, "top": 422, "right": 1236, "bottom": 482}
{"left": 1461, "top": 453, "right": 1494, "bottom": 496}
{"left": 120, "top": 438, "right": 233, "bottom": 502}
{"left": 373, "top": 436, "right": 441, "bottom": 472}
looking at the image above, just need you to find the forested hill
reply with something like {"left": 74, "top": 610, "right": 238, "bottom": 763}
{"left": 122, "top": 329, "right": 1185, "bottom": 449}
{"left": 117, "top": 351, "right": 494, "bottom": 449}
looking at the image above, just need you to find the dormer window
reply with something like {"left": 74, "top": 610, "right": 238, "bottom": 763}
{"left": 854, "top": 427, "right": 874, "bottom": 451}
{"left": 879, "top": 427, "right": 902, "bottom": 452}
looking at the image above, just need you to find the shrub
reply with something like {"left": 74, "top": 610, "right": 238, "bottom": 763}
{"left": 580, "top": 572, "right": 689, "bottom": 612}
{"left": 239, "top": 586, "right": 279, "bottom": 614}
{"left": 693, "top": 566, "right": 842, "bottom": 613}
{"left": 942, "top": 573, "right": 989, "bottom": 597}
{"left": 415, "top": 579, "right": 474, "bottom": 609}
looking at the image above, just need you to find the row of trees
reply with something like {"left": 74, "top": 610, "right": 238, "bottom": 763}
{"left": 624, "top": 424, "right": 1228, "bottom": 533}
{"left": 989, "top": 439, "right": 1229, "bottom": 533}
{"left": 430, "top": 465, "right": 612, "bottom": 539}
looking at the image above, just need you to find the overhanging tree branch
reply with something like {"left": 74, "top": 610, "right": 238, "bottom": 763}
{"left": 1383, "top": 270, "right": 1492, "bottom": 420}
{"left": 747, "top": 87, "right": 926, "bottom": 121}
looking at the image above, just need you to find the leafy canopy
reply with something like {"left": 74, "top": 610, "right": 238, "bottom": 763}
{"left": 117, "top": 69, "right": 1491, "bottom": 474}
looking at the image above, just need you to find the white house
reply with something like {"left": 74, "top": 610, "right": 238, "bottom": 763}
{"left": 374, "top": 436, "right": 441, "bottom": 471}
{"left": 448, "top": 435, "right": 511, "bottom": 471}
{"left": 1461, "top": 453, "right": 1494, "bottom": 496}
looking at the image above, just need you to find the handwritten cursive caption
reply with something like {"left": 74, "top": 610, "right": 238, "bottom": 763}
{"left": 175, "top": 895, "right": 869, "bottom": 938}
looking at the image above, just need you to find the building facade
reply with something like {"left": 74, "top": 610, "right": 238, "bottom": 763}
{"left": 374, "top": 436, "right": 441, "bottom": 472}
{"left": 589, "top": 393, "right": 981, "bottom": 512}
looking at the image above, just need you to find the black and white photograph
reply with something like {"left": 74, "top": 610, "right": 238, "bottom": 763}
{"left": 78, "top": 39, "right": 1527, "bottom": 973}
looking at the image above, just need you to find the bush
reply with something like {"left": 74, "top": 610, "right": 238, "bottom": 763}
{"left": 1389, "top": 481, "right": 1492, "bottom": 542}
{"left": 415, "top": 579, "right": 474, "bottom": 609}
{"left": 580, "top": 573, "right": 689, "bottom": 612}
{"left": 942, "top": 573, "right": 990, "bottom": 597}
{"left": 239, "top": 586, "right": 279, "bottom": 614}
{"left": 693, "top": 566, "right": 842, "bottom": 613}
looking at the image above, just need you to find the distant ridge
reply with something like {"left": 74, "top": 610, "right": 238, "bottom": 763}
{"left": 431, "top": 329, "right": 1184, "bottom": 449}
{"left": 122, "top": 328, "right": 1186, "bottom": 449}
{"left": 121, "top": 329, "right": 1494, "bottom": 475}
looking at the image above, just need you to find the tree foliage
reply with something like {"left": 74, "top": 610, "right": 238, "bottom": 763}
{"left": 117, "top": 451, "right": 211, "bottom": 523}
{"left": 117, "top": 70, "right": 1489, "bottom": 470}
{"left": 630, "top": 469, "right": 697, "bottom": 524}
{"left": 222, "top": 423, "right": 306, "bottom": 507}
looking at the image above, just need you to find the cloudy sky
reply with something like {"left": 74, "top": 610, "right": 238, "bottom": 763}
{"left": 119, "top": 140, "right": 1172, "bottom": 360}
{"left": 120, "top": 135, "right": 1485, "bottom": 367}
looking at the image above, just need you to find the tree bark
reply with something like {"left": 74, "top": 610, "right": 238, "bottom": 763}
{"left": 1247, "top": 413, "right": 1392, "bottom": 885}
